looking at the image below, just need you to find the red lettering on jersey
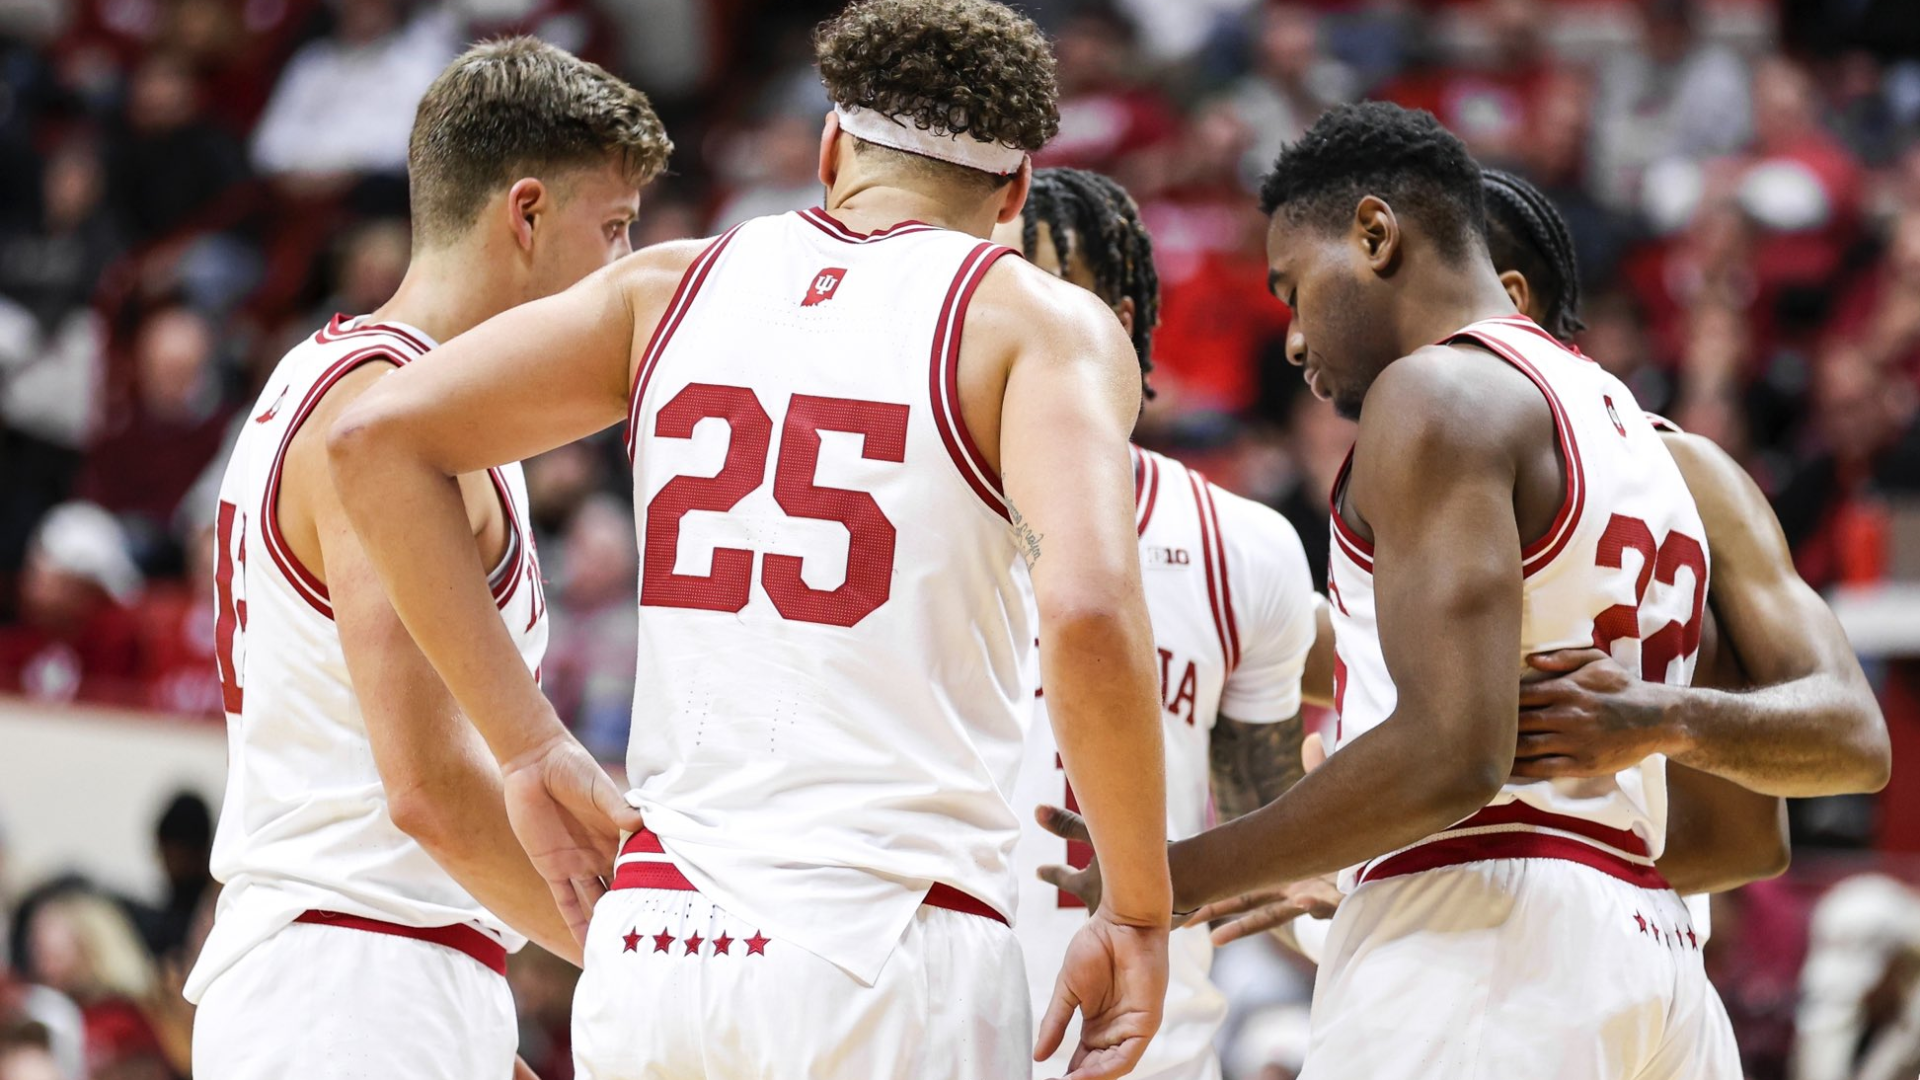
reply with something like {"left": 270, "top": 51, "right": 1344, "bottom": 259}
{"left": 1170, "top": 661, "right": 1198, "bottom": 726}
{"left": 214, "top": 501, "right": 247, "bottom": 713}
{"left": 801, "top": 267, "right": 847, "bottom": 307}
{"left": 254, "top": 387, "right": 287, "bottom": 424}
{"left": 1156, "top": 647, "right": 1173, "bottom": 705}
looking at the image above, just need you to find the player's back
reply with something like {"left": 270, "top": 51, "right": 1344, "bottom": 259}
{"left": 1328, "top": 313, "right": 1708, "bottom": 890}
{"left": 185, "top": 316, "right": 548, "bottom": 1004}
{"left": 622, "top": 208, "right": 1034, "bottom": 982}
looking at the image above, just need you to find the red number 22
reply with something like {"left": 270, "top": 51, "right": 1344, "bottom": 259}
{"left": 1590, "top": 513, "right": 1706, "bottom": 684}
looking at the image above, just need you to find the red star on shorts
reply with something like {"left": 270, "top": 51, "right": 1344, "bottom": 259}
{"left": 621, "top": 928, "right": 641, "bottom": 953}
{"left": 1686, "top": 928, "right": 1698, "bottom": 949}
{"left": 712, "top": 932, "right": 733, "bottom": 955}
{"left": 746, "top": 931, "right": 770, "bottom": 956}
{"left": 1633, "top": 912, "right": 1647, "bottom": 934}
{"left": 684, "top": 933, "right": 704, "bottom": 956}
{"left": 653, "top": 929, "right": 675, "bottom": 954}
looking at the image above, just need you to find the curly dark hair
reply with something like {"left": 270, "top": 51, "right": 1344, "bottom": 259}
{"left": 815, "top": 0, "right": 1059, "bottom": 177}
{"left": 1480, "top": 168, "right": 1586, "bottom": 341}
{"left": 409, "top": 37, "right": 671, "bottom": 245}
{"left": 1020, "top": 168, "right": 1160, "bottom": 392}
{"left": 1257, "top": 101, "right": 1485, "bottom": 264}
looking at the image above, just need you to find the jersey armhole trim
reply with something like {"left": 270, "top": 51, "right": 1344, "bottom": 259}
{"left": 624, "top": 224, "right": 746, "bottom": 463}
{"left": 929, "top": 242, "right": 1018, "bottom": 521}
{"left": 1132, "top": 446, "right": 1160, "bottom": 536}
{"left": 260, "top": 344, "right": 522, "bottom": 620}
{"left": 1329, "top": 448, "right": 1373, "bottom": 574}
{"left": 1183, "top": 464, "right": 1241, "bottom": 672}
{"left": 1447, "top": 327, "right": 1587, "bottom": 578}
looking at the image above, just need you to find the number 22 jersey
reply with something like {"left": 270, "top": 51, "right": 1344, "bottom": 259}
{"left": 622, "top": 209, "right": 1038, "bottom": 985}
{"left": 1327, "top": 314, "right": 1709, "bottom": 892}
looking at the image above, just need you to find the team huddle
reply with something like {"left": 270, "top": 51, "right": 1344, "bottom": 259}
{"left": 186, "top": 1, "right": 1894, "bottom": 1079}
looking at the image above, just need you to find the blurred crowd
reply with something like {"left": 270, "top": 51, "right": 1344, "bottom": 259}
{"left": 0, "top": 0, "right": 1917, "bottom": 1076}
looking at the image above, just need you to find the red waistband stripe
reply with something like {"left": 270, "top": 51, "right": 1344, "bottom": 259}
{"left": 293, "top": 910, "right": 507, "bottom": 977}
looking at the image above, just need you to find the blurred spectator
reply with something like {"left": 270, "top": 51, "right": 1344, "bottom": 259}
{"left": 543, "top": 493, "right": 637, "bottom": 761}
{"left": 126, "top": 794, "right": 212, "bottom": 965}
{"left": 1738, "top": 56, "right": 1867, "bottom": 296}
{"left": 75, "top": 306, "right": 231, "bottom": 553}
{"left": 106, "top": 54, "right": 249, "bottom": 245}
{"left": 1829, "top": 208, "right": 1920, "bottom": 386}
{"left": 1378, "top": 0, "right": 1554, "bottom": 170}
{"left": 0, "top": 1026, "right": 64, "bottom": 1080}
{"left": 1791, "top": 874, "right": 1920, "bottom": 1080}
{"left": 132, "top": 521, "right": 220, "bottom": 719}
{"left": 709, "top": 113, "right": 827, "bottom": 232}
{"left": 0, "top": 503, "right": 142, "bottom": 707}
{"left": 19, "top": 891, "right": 169, "bottom": 1080}
{"left": 1223, "top": 3, "right": 1353, "bottom": 194}
{"left": 0, "top": 138, "right": 121, "bottom": 333}
{"left": 1588, "top": 0, "right": 1753, "bottom": 214}
{"left": 1035, "top": 4, "right": 1179, "bottom": 185}
{"left": 250, "top": 0, "right": 459, "bottom": 183}
{"left": 312, "top": 219, "right": 411, "bottom": 329}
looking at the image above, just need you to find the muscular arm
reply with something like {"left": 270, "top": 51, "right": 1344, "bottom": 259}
{"left": 1210, "top": 714, "right": 1307, "bottom": 822}
{"left": 1657, "top": 760, "right": 1788, "bottom": 894}
{"left": 329, "top": 246, "right": 699, "bottom": 767}
{"left": 285, "top": 366, "right": 579, "bottom": 962}
{"left": 1515, "top": 432, "right": 1889, "bottom": 797}
{"left": 989, "top": 268, "right": 1172, "bottom": 925}
{"left": 1164, "top": 350, "right": 1524, "bottom": 911}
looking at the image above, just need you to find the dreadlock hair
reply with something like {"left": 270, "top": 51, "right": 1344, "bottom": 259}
{"left": 1258, "top": 102, "right": 1485, "bottom": 264}
{"left": 1480, "top": 168, "right": 1586, "bottom": 341}
{"left": 1019, "top": 167, "right": 1161, "bottom": 393}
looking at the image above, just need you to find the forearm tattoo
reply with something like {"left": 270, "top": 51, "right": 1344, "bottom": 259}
{"left": 1210, "top": 712, "right": 1308, "bottom": 822}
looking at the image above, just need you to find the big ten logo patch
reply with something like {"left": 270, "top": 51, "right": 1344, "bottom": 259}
{"left": 1145, "top": 545, "right": 1191, "bottom": 568}
{"left": 802, "top": 267, "right": 848, "bottom": 307}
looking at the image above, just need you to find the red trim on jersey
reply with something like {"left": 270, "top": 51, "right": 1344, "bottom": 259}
{"left": 609, "top": 832, "right": 1008, "bottom": 924}
{"left": 1196, "top": 476, "right": 1241, "bottom": 670}
{"left": 624, "top": 225, "right": 746, "bottom": 463}
{"left": 928, "top": 243, "right": 1018, "bottom": 520}
{"left": 1490, "top": 314, "right": 1596, "bottom": 364}
{"left": 1133, "top": 448, "right": 1160, "bottom": 536}
{"left": 484, "top": 469, "right": 524, "bottom": 606}
{"left": 314, "top": 314, "right": 433, "bottom": 355}
{"left": 1328, "top": 450, "right": 1374, "bottom": 573}
{"left": 260, "top": 345, "right": 419, "bottom": 618}
{"left": 293, "top": 910, "right": 507, "bottom": 977}
{"left": 1356, "top": 832, "right": 1670, "bottom": 891}
{"left": 799, "top": 207, "right": 939, "bottom": 244}
{"left": 1185, "top": 466, "right": 1235, "bottom": 671}
{"left": 1448, "top": 327, "right": 1587, "bottom": 579}
{"left": 1644, "top": 412, "right": 1684, "bottom": 434}
{"left": 1453, "top": 800, "right": 1653, "bottom": 857}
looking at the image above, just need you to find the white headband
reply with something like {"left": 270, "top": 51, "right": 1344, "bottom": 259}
{"left": 834, "top": 104, "right": 1026, "bottom": 176}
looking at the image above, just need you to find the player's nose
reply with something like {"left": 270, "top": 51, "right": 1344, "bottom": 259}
{"left": 1286, "top": 325, "right": 1308, "bottom": 367}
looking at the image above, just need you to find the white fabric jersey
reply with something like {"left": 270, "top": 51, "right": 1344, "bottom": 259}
{"left": 1015, "top": 446, "right": 1317, "bottom": 1080}
{"left": 622, "top": 208, "right": 1038, "bottom": 985}
{"left": 1326, "top": 314, "right": 1708, "bottom": 892}
{"left": 186, "top": 315, "right": 547, "bottom": 1003}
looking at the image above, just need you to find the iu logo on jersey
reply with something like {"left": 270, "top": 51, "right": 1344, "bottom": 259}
{"left": 1604, "top": 395, "right": 1626, "bottom": 437}
{"left": 254, "top": 387, "right": 288, "bottom": 424}
{"left": 801, "top": 267, "right": 848, "bottom": 307}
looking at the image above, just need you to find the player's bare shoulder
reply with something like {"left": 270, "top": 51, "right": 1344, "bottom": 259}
{"left": 1358, "top": 343, "right": 1543, "bottom": 463}
{"left": 1656, "top": 427, "right": 1787, "bottom": 571}
{"left": 968, "top": 252, "right": 1138, "bottom": 379}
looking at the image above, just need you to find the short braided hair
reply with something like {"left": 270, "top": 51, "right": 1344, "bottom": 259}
{"left": 1019, "top": 167, "right": 1161, "bottom": 392}
{"left": 1258, "top": 101, "right": 1485, "bottom": 264}
{"left": 1480, "top": 168, "right": 1585, "bottom": 340}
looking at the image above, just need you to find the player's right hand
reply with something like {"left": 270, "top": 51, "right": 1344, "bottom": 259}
{"left": 501, "top": 732, "right": 645, "bottom": 945}
{"left": 1036, "top": 909, "right": 1170, "bottom": 1080}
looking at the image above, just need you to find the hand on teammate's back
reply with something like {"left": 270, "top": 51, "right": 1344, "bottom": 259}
{"left": 1513, "top": 649, "right": 1674, "bottom": 780}
{"left": 1035, "top": 909, "right": 1171, "bottom": 1080}
{"left": 500, "top": 732, "right": 645, "bottom": 944}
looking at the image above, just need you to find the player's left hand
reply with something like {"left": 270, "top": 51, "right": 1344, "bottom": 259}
{"left": 501, "top": 731, "right": 645, "bottom": 945}
{"left": 1512, "top": 649, "right": 1678, "bottom": 779}
{"left": 1037, "top": 909, "right": 1170, "bottom": 1080}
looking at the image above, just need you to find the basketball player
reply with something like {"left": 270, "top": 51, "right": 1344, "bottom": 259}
{"left": 994, "top": 169, "right": 1319, "bottom": 1080}
{"left": 186, "top": 40, "right": 669, "bottom": 1080}
{"left": 1046, "top": 102, "right": 1740, "bottom": 1076}
{"left": 326, "top": 3, "right": 1174, "bottom": 1078}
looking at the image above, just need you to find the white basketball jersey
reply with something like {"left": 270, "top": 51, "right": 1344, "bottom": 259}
{"left": 185, "top": 315, "right": 548, "bottom": 1004}
{"left": 1327, "top": 314, "right": 1707, "bottom": 892}
{"left": 621, "top": 209, "right": 1038, "bottom": 984}
{"left": 1015, "top": 446, "right": 1317, "bottom": 1080}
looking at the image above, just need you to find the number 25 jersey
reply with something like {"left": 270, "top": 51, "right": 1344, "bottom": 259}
{"left": 1327, "top": 314, "right": 1709, "bottom": 891}
{"left": 622, "top": 209, "right": 1037, "bottom": 985}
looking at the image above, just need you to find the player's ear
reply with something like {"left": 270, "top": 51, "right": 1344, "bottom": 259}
{"left": 1354, "top": 195, "right": 1398, "bottom": 274}
{"left": 1114, "top": 295, "right": 1136, "bottom": 339}
{"left": 996, "top": 158, "right": 1033, "bottom": 226}
{"left": 505, "top": 178, "right": 545, "bottom": 254}
{"left": 1499, "top": 269, "right": 1532, "bottom": 320}
{"left": 818, "top": 110, "right": 842, "bottom": 189}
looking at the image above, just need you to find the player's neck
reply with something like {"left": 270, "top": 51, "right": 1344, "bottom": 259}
{"left": 824, "top": 181, "right": 999, "bottom": 240}
{"left": 370, "top": 244, "right": 520, "bottom": 345}
{"left": 1395, "top": 263, "right": 1518, "bottom": 357}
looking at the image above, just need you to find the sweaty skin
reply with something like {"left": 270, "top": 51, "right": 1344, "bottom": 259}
{"left": 329, "top": 117, "right": 1172, "bottom": 1080}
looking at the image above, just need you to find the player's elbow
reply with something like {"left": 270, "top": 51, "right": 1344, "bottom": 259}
{"left": 1850, "top": 705, "right": 1893, "bottom": 794}
{"left": 326, "top": 392, "right": 416, "bottom": 490}
{"left": 386, "top": 780, "right": 464, "bottom": 856}
{"left": 1434, "top": 757, "right": 1509, "bottom": 823}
